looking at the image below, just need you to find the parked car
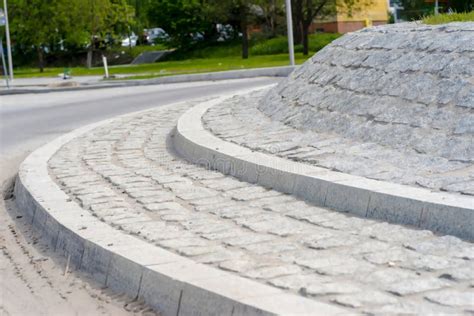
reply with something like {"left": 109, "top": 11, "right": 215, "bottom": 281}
{"left": 121, "top": 33, "right": 138, "bottom": 47}
{"left": 144, "top": 28, "right": 169, "bottom": 44}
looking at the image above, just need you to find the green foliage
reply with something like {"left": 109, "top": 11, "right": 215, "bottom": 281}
{"left": 14, "top": 53, "right": 311, "bottom": 78}
{"left": 126, "top": 0, "right": 153, "bottom": 31}
{"left": 165, "top": 32, "right": 339, "bottom": 60}
{"left": 423, "top": 11, "right": 474, "bottom": 24}
{"left": 9, "top": 0, "right": 63, "bottom": 47}
{"left": 165, "top": 40, "right": 242, "bottom": 60}
{"left": 8, "top": 0, "right": 134, "bottom": 69}
{"left": 250, "top": 33, "right": 340, "bottom": 55}
{"left": 250, "top": 37, "right": 289, "bottom": 55}
{"left": 8, "top": 0, "right": 343, "bottom": 69}
{"left": 291, "top": 0, "right": 370, "bottom": 55}
{"left": 393, "top": 0, "right": 473, "bottom": 21}
{"left": 147, "top": 0, "right": 212, "bottom": 49}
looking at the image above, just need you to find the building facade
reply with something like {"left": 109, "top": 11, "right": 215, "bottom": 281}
{"left": 312, "top": 0, "right": 389, "bottom": 33}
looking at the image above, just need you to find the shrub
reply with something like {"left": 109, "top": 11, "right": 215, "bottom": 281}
{"left": 423, "top": 11, "right": 474, "bottom": 24}
{"left": 250, "top": 33, "right": 341, "bottom": 55}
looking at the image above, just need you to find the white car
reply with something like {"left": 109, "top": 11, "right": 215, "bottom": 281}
{"left": 121, "top": 33, "right": 138, "bottom": 47}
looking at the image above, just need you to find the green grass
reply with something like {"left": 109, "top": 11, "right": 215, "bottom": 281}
{"left": 166, "top": 41, "right": 242, "bottom": 60}
{"left": 167, "top": 33, "right": 340, "bottom": 60}
{"left": 251, "top": 33, "right": 340, "bottom": 55}
{"left": 14, "top": 53, "right": 311, "bottom": 79}
{"left": 14, "top": 33, "right": 339, "bottom": 79}
{"left": 423, "top": 11, "right": 474, "bottom": 24}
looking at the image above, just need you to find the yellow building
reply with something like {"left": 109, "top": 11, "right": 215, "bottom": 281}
{"left": 312, "top": 0, "right": 389, "bottom": 33}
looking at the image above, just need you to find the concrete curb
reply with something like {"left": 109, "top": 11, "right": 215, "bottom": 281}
{"left": 174, "top": 89, "right": 474, "bottom": 241}
{"left": 104, "top": 66, "right": 296, "bottom": 86}
{"left": 14, "top": 99, "right": 345, "bottom": 315}
{"left": 1, "top": 66, "right": 295, "bottom": 95}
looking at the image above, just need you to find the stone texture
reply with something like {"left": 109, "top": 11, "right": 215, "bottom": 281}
{"left": 47, "top": 63, "right": 474, "bottom": 313}
{"left": 202, "top": 22, "right": 474, "bottom": 196}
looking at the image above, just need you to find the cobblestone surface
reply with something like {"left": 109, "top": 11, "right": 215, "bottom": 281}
{"left": 48, "top": 100, "right": 474, "bottom": 313}
{"left": 203, "top": 22, "right": 474, "bottom": 195}
{"left": 203, "top": 90, "right": 474, "bottom": 195}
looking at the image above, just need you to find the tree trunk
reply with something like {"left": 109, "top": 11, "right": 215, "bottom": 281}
{"left": 240, "top": 7, "right": 249, "bottom": 60}
{"left": 241, "top": 22, "right": 249, "bottom": 59}
{"left": 37, "top": 47, "right": 44, "bottom": 73}
{"left": 270, "top": 0, "right": 276, "bottom": 36}
{"left": 302, "top": 23, "right": 309, "bottom": 55}
{"left": 292, "top": 0, "right": 304, "bottom": 45}
{"left": 86, "top": 43, "right": 93, "bottom": 69}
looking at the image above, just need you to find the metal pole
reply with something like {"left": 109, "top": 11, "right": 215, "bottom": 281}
{"left": 3, "top": 0, "right": 13, "bottom": 80}
{"left": 102, "top": 55, "right": 109, "bottom": 79}
{"left": 435, "top": 0, "right": 439, "bottom": 15}
{"left": 0, "top": 36, "right": 9, "bottom": 88}
{"left": 285, "top": 0, "right": 295, "bottom": 66}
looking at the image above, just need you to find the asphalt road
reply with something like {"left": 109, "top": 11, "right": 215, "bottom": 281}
{"left": 0, "top": 78, "right": 278, "bottom": 162}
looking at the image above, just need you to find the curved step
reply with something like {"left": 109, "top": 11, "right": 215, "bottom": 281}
{"left": 174, "top": 90, "right": 474, "bottom": 241}
{"left": 14, "top": 100, "right": 345, "bottom": 316}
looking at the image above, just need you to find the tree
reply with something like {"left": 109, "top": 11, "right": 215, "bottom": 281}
{"left": 449, "top": 0, "right": 474, "bottom": 11}
{"left": 292, "top": 0, "right": 371, "bottom": 56}
{"left": 233, "top": 0, "right": 253, "bottom": 59}
{"left": 9, "top": 0, "right": 133, "bottom": 70}
{"left": 147, "top": 0, "right": 212, "bottom": 50}
{"left": 77, "top": 0, "right": 133, "bottom": 68}
{"left": 257, "top": 0, "right": 285, "bottom": 37}
{"left": 127, "top": 0, "right": 152, "bottom": 27}
{"left": 9, "top": 0, "right": 64, "bottom": 72}
{"left": 392, "top": 0, "right": 473, "bottom": 20}
{"left": 126, "top": 0, "right": 153, "bottom": 43}
{"left": 206, "top": 0, "right": 259, "bottom": 59}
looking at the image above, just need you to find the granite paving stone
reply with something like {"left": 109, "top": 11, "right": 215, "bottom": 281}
{"left": 202, "top": 23, "right": 474, "bottom": 196}
{"left": 48, "top": 55, "right": 474, "bottom": 313}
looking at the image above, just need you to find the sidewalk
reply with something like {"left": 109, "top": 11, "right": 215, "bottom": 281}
{"left": 1, "top": 75, "right": 104, "bottom": 88}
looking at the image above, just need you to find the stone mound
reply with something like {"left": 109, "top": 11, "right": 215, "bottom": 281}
{"left": 259, "top": 22, "right": 473, "bottom": 187}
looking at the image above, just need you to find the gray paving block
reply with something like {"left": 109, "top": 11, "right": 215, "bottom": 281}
{"left": 324, "top": 182, "right": 370, "bottom": 217}
{"left": 292, "top": 175, "right": 329, "bottom": 207}
{"left": 80, "top": 242, "right": 112, "bottom": 285}
{"left": 367, "top": 192, "right": 424, "bottom": 227}
{"left": 106, "top": 254, "right": 144, "bottom": 298}
{"left": 138, "top": 267, "right": 182, "bottom": 316}
{"left": 420, "top": 202, "right": 474, "bottom": 240}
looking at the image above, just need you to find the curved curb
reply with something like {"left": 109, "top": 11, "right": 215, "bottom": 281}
{"left": 174, "top": 90, "right": 474, "bottom": 241}
{"left": 14, "top": 100, "right": 345, "bottom": 316}
{"left": 107, "top": 66, "right": 296, "bottom": 86}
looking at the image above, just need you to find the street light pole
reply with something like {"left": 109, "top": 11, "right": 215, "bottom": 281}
{"left": 1, "top": 36, "right": 9, "bottom": 88}
{"left": 285, "top": 0, "right": 295, "bottom": 66}
{"left": 3, "top": 0, "right": 13, "bottom": 80}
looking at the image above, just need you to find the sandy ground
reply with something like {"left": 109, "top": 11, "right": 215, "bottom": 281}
{"left": 0, "top": 154, "right": 160, "bottom": 316}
